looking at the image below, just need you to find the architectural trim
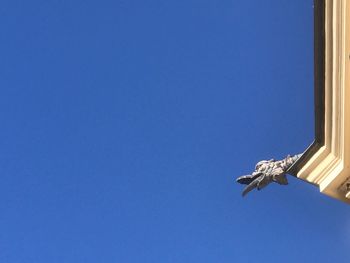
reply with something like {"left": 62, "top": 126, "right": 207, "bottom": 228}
{"left": 294, "top": 0, "right": 350, "bottom": 203}
{"left": 288, "top": 0, "right": 325, "bottom": 178}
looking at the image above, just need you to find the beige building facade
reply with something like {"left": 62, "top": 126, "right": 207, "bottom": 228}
{"left": 291, "top": 0, "right": 350, "bottom": 204}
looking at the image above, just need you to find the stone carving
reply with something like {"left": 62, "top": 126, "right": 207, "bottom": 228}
{"left": 236, "top": 154, "right": 302, "bottom": 196}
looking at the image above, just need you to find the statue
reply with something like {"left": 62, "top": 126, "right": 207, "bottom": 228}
{"left": 236, "top": 154, "right": 302, "bottom": 196}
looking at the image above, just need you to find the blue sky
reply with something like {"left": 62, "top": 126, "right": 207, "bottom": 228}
{"left": 1, "top": 0, "right": 349, "bottom": 262}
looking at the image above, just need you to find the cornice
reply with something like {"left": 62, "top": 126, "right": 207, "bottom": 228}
{"left": 296, "top": 0, "right": 350, "bottom": 203}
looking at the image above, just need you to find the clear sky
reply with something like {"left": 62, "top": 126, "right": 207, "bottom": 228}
{"left": 1, "top": 0, "right": 349, "bottom": 262}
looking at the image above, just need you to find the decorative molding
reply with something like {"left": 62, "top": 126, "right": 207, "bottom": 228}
{"left": 296, "top": 0, "right": 350, "bottom": 203}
